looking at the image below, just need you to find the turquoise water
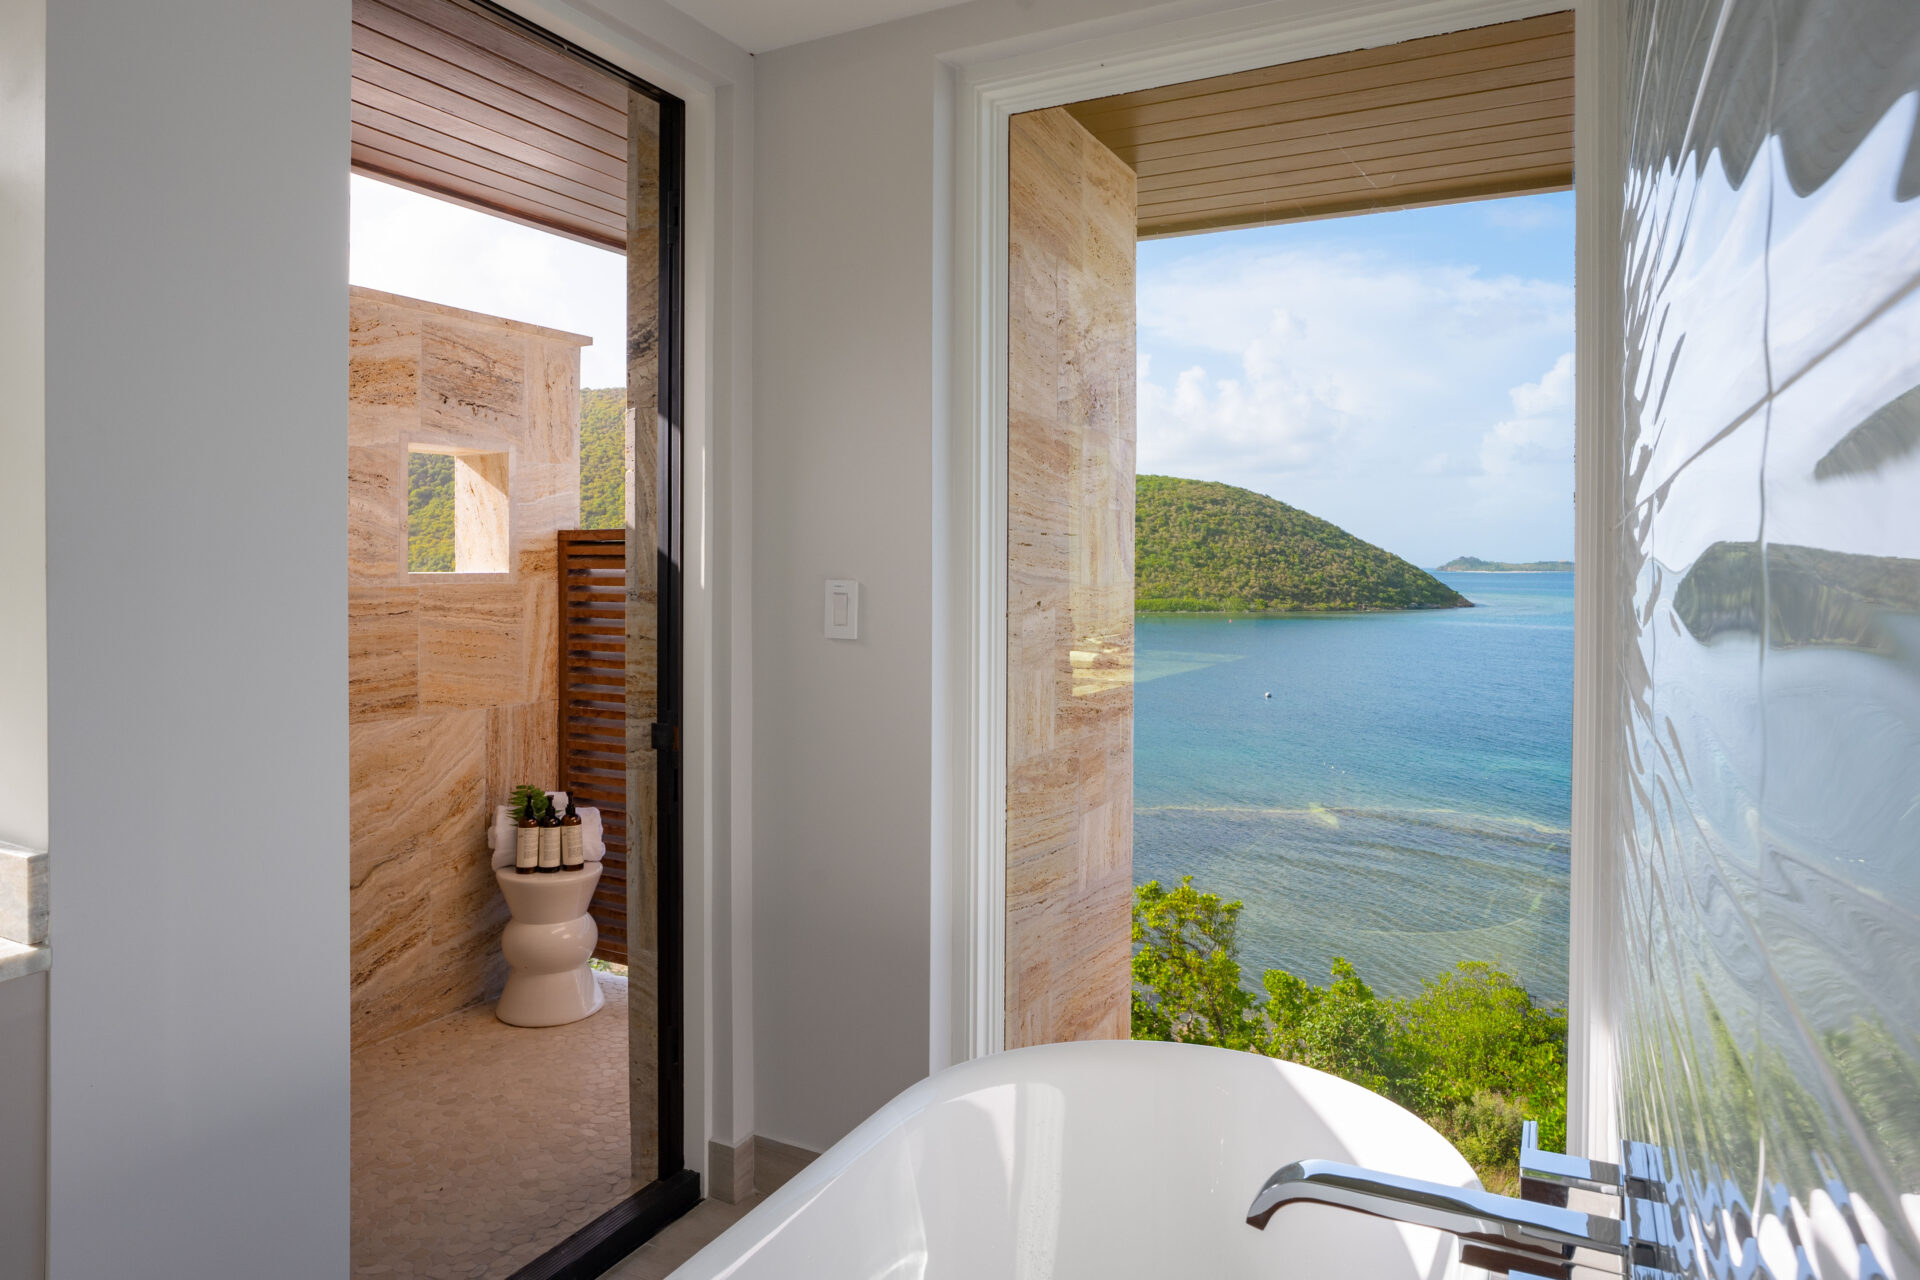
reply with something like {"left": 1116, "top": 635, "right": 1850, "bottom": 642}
{"left": 1134, "top": 572, "right": 1572, "bottom": 1004}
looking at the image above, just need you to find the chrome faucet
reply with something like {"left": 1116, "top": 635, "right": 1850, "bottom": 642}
{"left": 1245, "top": 1158, "right": 1624, "bottom": 1277}
{"left": 1246, "top": 1123, "right": 1680, "bottom": 1279}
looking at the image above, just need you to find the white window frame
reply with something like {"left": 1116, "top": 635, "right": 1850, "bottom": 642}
{"left": 936, "top": 0, "right": 1626, "bottom": 1158}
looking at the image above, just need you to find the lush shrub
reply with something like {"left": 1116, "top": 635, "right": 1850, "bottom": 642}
{"left": 1441, "top": 1092, "right": 1527, "bottom": 1194}
{"left": 1131, "top": 877, "right": 1262, "bottom": 1049}
{"left": 1130, "top": 877, "right": 1568, "bottom": 1189}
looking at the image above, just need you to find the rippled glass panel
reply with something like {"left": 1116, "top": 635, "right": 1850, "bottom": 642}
{"left": 1619, "top": 1, "right": 1920, "bottom": 1274}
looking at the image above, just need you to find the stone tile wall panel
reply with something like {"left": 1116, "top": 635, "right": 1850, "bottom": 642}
{"left": 346, "top": 286, "right": 588, "bottom": 1049}
{"left": 1005, "top": 106, "right": 1136, "bottom": 1049}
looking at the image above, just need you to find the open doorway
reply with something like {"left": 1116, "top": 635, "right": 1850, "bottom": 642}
{"left": 1005, "top": 10, "right": 1576, "bottom": 1195}
{"left": 344, "top": 1, "right": 689, "bottom": 1273}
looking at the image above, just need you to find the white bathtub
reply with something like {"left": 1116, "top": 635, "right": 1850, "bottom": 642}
{"left": 675, "top": 1040, "right": 1488, "bottom": 1279}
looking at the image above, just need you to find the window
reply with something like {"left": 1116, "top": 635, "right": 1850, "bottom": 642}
{"left": 407, "top": 445, "right": 508, "bottom": 574}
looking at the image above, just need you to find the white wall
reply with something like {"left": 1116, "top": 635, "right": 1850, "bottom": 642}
{"left": 0, "top": 0, "right": 47, "bottom": 858}
{"left": 0, "top": 971, "right": 47, "bottom": 1280}
{"left": 44, "top": 3, "right": 349, "bottom": 1275}
{"left": 749, "top": 0, "right": 1197, "bottom": 1151}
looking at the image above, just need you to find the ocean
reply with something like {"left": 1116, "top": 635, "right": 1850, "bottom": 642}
{"left": 1134, "top": 571, "right": 1573, "bottom": 1005}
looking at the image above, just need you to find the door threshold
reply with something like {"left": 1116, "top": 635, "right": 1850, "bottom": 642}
{"left": 506, "top": 1168, "right": 702, "bottom": 1280}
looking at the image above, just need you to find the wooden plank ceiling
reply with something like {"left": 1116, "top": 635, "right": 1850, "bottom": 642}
{"left": 1063, "top": 11, "right": 1573, "bottom": 238}
{"left": 351, "top": 0, "right": 628, "bottom": 250}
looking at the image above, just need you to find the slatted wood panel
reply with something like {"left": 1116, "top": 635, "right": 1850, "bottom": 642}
{"left": 1063, "top": 11, "right": 1573, "bottom": 237}
{"left": 351, "top": 0, "right": 629, "bottom": 249}
{"left": 558, "top": 528, "right": 631, "bottom": 962}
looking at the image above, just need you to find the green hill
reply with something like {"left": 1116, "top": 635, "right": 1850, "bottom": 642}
{"left": 579, "top": 387, "right": 625, "bottom": 530}
{"left": 1438, "top": 556, "right": 1573, "bottom": 573}
{"left": 1135, "top": 475, "right": 1468, "bottom": 613}
{"left": 407, "top": 451, "right": 455, "bottom": 572}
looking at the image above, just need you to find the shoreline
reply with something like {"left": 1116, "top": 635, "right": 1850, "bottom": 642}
{"left": 1134, "top": 603, "right": 1473, "bottom": 616}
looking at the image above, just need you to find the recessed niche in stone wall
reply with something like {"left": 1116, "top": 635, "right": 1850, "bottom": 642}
{"left": 408, "top": 445, "right": 509, "bottom": 574}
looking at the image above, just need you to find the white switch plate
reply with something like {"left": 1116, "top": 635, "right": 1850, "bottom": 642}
{"left": 825, "top": 579, "right": 859, "bottom": 639}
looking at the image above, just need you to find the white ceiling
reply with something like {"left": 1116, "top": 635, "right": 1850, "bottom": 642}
{"left": 662, "top": 0, "right": 972, "bottom": 54}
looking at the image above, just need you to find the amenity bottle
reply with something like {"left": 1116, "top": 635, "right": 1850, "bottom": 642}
{"left": 560, "top": 799, "right": 584, "bottom": 870}
{"left": 514, "top": 801, "right": 540, "bottom": 875}
{"left": 538, "top": 797, "right": 562, "bottom": 873}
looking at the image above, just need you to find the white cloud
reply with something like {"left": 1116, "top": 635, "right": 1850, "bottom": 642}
{"left": 1135, "top": 242, "right": 1575, "bottom": 565}
{"left": 1508, "top": 351, "right": 1574, "bottom": 416}
{"left": 1478, "top": 353, "right": 1574, "bottom": 477}
{"left": 349, "top": 175, "right": 627, "bottom": 389}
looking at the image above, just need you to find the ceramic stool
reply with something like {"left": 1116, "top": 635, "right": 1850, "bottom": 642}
{"left": 494, "top": 864, "right": 605, "bottom": 1027}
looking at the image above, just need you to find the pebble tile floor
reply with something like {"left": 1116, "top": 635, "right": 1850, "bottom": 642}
{"left": 352, "top": 972, "right": 635, "bottom": 1278}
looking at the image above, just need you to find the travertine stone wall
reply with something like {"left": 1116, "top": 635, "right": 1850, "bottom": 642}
{"left": 1005, "top": 108, "right": 1137, "bottom": 1048}
{"left": 347, "top": 285, "right": 589, "bottom": 1050}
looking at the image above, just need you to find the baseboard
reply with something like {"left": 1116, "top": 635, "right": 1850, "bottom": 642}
{"left": 751, "top": 1136, "right": 819, "bottom": 1196}
{"left": 707, "top": 1135, "right": 755, "bottom": 1204}
{"left": 505, "top": 1168, "right": 701, "bottom": 1280}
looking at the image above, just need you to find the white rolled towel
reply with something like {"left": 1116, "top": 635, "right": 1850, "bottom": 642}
{"left": 578, "top": 806, "right": 606, "bottom": 861}
{"left": 488, "top": 805, "right": 516, "bottom": 869}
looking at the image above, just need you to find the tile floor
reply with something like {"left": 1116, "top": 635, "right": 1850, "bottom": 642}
{"left": 352, "top": 972, "right": 634, "bottom": 1277}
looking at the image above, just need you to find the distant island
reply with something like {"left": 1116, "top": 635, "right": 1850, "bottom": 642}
{"left": 1437, "top": 556, "right": 1574, "bottom": 573}
{"left": 1136, "top": 475, "right": 1470, "bottom": 613}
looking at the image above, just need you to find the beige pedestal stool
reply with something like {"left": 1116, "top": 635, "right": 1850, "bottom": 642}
{"left": 494, "top": 864, "right": 605, "bottom": 1027}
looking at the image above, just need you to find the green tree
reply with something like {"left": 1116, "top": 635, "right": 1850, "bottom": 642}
{"left": 1396, "top": 961, "right": 1569, "bottom": 1154}
{"left": 1130, "top": 875, "right": 1568, "bottom": 1190}
{"left": 1260, "top": 958, "right": 1401, "bottom": 1097}
{"left": 1131, "top": 878, "right": 1262, "bottom": 1049}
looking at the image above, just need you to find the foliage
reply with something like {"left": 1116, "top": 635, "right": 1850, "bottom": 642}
{"left": 579, "top": 387, "right": 626, "bottom": 530}
{"left": 407, "top": 451, "right": 455, "bottom": 572}
{"left": 1135, "top": 475, "right": 1468, "bottom": 612}
{"left": 1397, "top": 961, "right": 1569, "bottom": 1154}
{"left": 1260, "top": 958, "right": 1403, "bottom": 1097}
{"left": 1444, "top": 1092, "right": 1528, "bottom": 1194}
{"left": 1130, "top": 877, "right": 1568, "bottom": 1189}
{"left": 509, "top": 784, "right": 550, "bottom": 821}
{"left": 1131, "top": 877, "right": 1263, "bottom": 1049}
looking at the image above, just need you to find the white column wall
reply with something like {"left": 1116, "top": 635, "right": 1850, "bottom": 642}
{"left": 44, "top": 4, "right": 350, "bottom": 1275}
{"left": 0, "top": 0, "right": 47, "bottom": 857}
{"left": 748, "top": 0, "right": 1184, "bottom": 1152}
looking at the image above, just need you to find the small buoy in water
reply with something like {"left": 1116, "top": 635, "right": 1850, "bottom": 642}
{"left": 1264, "top": 691, "right": 1272, "bottom": 699}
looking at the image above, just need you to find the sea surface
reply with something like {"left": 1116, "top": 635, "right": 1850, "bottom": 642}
{"left": 1134, "top": 572, "right": 1573, "bottom": 1004}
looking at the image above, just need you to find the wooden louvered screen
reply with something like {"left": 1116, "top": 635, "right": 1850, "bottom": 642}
{"left": 351, "top": 0, "right": 630, "bottom": 250}
{"left": 558, "top": 528, "right": 631, "bottom": 963}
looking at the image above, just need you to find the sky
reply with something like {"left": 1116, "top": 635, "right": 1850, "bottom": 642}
{"left": 1137, "top": 191, "right": 1576, "bottom": 569}
{"left": 349, "top": 174, "right": 628, "bottom": 389}
{"left": 352, "top": 173, "right": 1575, "bottom": 569}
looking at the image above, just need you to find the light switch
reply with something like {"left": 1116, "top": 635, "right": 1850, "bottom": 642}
{"left": 825, "top": 579, "right": 859, "bottom": 640}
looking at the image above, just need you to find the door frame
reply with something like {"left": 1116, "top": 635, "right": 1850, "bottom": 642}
{"left": 937, "top": 0, "right": 1627, "bottom": 1157}
{"left": 497, "top": 0, "right": 760, "bottom": 1191}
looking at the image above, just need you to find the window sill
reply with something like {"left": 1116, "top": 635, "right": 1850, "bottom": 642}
{"left": 0, "top": 939, "right": 48, "bottom": 984}
{"left": 406, "top": 571, "right": 514, "bottom": 583}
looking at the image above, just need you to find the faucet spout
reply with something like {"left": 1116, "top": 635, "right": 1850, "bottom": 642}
{"left": 1246, "top": 1159, "right": 1625, "bottom": 1265}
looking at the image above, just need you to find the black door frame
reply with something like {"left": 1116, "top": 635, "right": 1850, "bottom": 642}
{"left": 470, "top": 3, "right": 698, "bottom": 1274}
